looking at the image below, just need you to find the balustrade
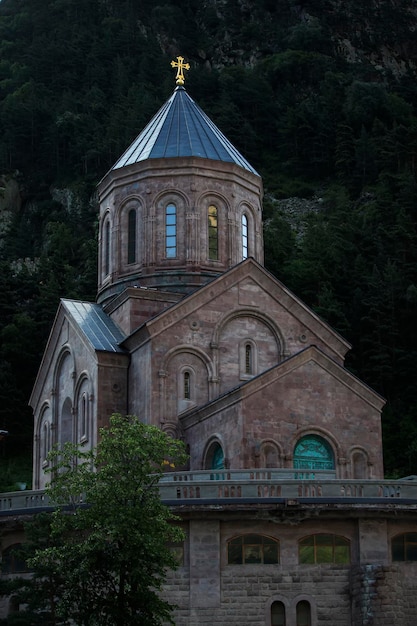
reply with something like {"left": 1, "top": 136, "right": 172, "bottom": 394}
{"left": 1, "top": 472, "right": 417, "bottom": 515}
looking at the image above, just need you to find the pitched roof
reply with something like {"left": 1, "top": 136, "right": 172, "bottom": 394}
{"left": 111, "top": 86, "right": 259, "bottom": 176}
{"left": 62, "top": 299, "right": 126, "bottom": 353}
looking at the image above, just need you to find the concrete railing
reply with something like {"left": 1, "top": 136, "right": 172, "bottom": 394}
{"left": 1, "top": 471, "right": 417, "bottom": 515}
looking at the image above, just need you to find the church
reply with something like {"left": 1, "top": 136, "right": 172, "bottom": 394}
{"left": 3, "top": 58, "right": 417, "bottom": 624}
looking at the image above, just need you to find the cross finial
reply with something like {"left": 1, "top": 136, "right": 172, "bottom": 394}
{"left": 171, "top": 56, "right": 190, "bottom": 86}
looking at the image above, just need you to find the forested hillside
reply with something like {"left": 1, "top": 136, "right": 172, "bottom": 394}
{"left": 1, "top": 0, "right": 417, "bottom": 483}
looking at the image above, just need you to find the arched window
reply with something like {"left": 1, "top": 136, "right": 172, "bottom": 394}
{"left": 127, "top": 208, "right": 136, "bottom": 264}
{"left": 294, "top": 435, "right": 335, "bottom": 471}
{"left": 352, "top": 450, "right": 368, "bottom": 479}
{"left": 208, "top": 205, "right": 218, "bottom": 260}
{"left": 183, "top": 371, "right": 191, "bottom": 400}
{"left": 165, "top": 203, "right": 177, "bottom": 258}
{"left": 42, "top": 421, "right": 49, "bottom": 461}
{"left": 205, "top": 441, "right": 225, "bottom": 470}
{"left": 240, "top": 339, "right": 257, "bottom": 379}
{"left": 2, "top": 544, "right": 28, "bottom": 574}
{"left": 211, "top": 443, "right": 224, "bottom": 470}
{"left": 245, "top": 343, "right": 252, "bottom": 374}
{"left": 104, "top": 219, "right": 110, "bottom": 276}
{"left": 271, "top": 601, "right": 286, "bottom": 626}
{"left": 296, "top": 601, "right": 311, "bottom": 626}
{"left": 80, "top": 392, "right": 88, "bottom": 441}
{"left": 392, "top": 532, "right": 417, "bottom": 561}
{"left": 242, "top": 213, "right": 248, "bottom": 260}
{"left": 228, "top": 534, "right": 279, "bottom": 564}
{"left": 262, "top": 443, "right": 280, "bottom": 468}
{"left": 299, "top": 534, "right": 350, "bottom": 564}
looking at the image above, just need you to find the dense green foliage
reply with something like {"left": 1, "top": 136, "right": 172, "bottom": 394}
{"left": 0, "top": 0, "right": 417, "bottom": 475}
{"left": 0, "top": 415, "right": 187, "bottom": 625}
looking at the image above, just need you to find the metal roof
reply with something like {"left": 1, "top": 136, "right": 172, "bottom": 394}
{"left": 111, "top": 86, "right": 259, "bottom": 176}
{"left": 62, "top": 299, "right": 126, "bottom": 353}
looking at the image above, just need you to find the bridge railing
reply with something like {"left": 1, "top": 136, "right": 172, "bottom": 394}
{"left": 1, "top": 471, "right": 417, "bottom": 514}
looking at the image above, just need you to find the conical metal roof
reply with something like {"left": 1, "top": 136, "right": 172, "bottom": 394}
{"left": 111, "top": 86, "right": 259, "bottom": 176}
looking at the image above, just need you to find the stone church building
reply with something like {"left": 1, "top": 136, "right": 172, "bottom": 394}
{"left": 2, "top": 62, "right": 417, "bottom": 625}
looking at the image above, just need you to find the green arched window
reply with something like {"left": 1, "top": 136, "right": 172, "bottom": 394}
{"left": 294, "top": 435, "right": 334, "bottom": 471}
{"left": 299, "top": 534, "right": 350, "bottom": 564}
{"left": 211, "top": 443, "right": 224, "bottom": 470}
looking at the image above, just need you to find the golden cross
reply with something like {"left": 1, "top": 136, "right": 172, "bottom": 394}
{"left": 171, "top": 56, "right": 190, "bottom": 86}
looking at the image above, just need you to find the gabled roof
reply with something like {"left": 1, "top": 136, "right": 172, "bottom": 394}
{"left": 111, "top": 86, "right": 259, "bottom": 176}
{"left": 180, "top": 344, "right": 386, "bottom": 431}
{"left": 61, "top": 299, "right": 126, "bottom": 353}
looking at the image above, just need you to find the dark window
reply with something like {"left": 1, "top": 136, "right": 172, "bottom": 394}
{"left": 166, "top": 204, "right": 177, "bottom": 258}
{"left": 296, "top": 601, "right": 311, "bottom": 626}
{"left": 183, "top": 371, "right": 191, "bottom": 400}
{"left": 127, "top": 209, "right": 136, "bottom": 264}
{"left": 228, "top": 534, "right": 279, "bottom": 565}
{"left": 245, "top": 343, "right": 252, "bottom": 374}
{"left": 104, "top": 220, "right": 110, "bottom": 275}
{"left": 392, "top": 532, "right": 417, "bottom": 561}
{"left": 299, "top": 534, "right": 350, "bottom": 564}
{"left": 80, "top": 392, "right": 87, "bottom": 440}
{"left": 208, "top": 205, "right": 218, "bottom": 260}
{"left": 2, "top": 544, "right": 28, "bottom": 574}
{"left": 271, "top": 601, "right": 286, "bottom": 626}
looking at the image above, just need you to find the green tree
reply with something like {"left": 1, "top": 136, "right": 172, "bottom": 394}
{"left": 3, "top": 415, "right": 187, "bottom": 626}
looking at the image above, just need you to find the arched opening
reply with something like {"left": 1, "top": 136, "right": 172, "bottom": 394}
{"left": 296, "top": 601, "right": 311, "bottom": 626}
{"left": 242, "top": 213, "right": 248, "bottom": 259}
{"left": 60, "top": 397, "right": 73, "bottom": 446}
{"left": 271, "top": 601, "right": 286, "bottom": 626}
{"left": 183, "top": 371, "right": 191, "bottom": 400}
{"left": 208, "top": 204, "right": 218, "bottom": 260}
{"left": 352, "top": 450, "right": 368, "bottom": 479}
{"left": 165, "top": 203, "right": 177, "bottom": 258}
{"left": 294, "top": 435, "right": 335, "bottom": 471}
{"left": 104, "top": 219, "right": 110, "bottom": 276}
{"left": 262, "top": 443, "right": 280, "bottom": 468}
{"left": 245, "top": 343, "right": 252, "bottom": 374}
{"left": 205, "top": 441, "right": 225, "bottom": 470}
{"left": 127, "top": 208, "right": 136, "bottom": 264}
{"left": 80, "top": 392, "right": 88, "bottom": 441}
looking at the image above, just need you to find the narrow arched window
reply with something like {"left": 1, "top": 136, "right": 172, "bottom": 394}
{"left": 271, "top": 601, "right": 286, "bottom": 626}
{"left": 80, "top": 393, "right": 87, "bottom": 440}
{"left": 165, "top": 203, "right": 177, "bottom": 258}
{"left": 42, "top": 422, "right": 48, "bottom": 461}
{"left": 242, "top": 214, "right": 248, "bottom": 260}
{"left": 183, "top": 371, "right": 191, "bottom": 400}
{"left": 208, "top": 205, "right": 218, "bottom": 260}
{"left": 245, "top": 343, "right": 252, "bottom": 374}
{"left": 104, "top": 220, "right": 110, "bottom": 275}
{"left": 296, "top": 601, "right": 311, "bottom": 626}
{"left": 127, "top": 209, "right": 136, "bottom": 264}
